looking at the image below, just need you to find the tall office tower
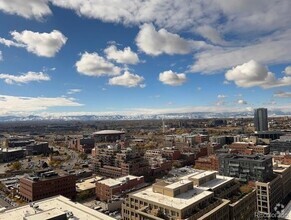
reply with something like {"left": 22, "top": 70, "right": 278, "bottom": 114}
{"left": 254, "top": 108, "right": 268, "bottom": 131}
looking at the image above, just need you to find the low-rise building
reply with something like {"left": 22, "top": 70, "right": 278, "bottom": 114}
{"left": 122, "top": 180, "right": 230, "bottom": 220}
{"left": 76, "top": 176, "right": 103, "bottom": 198}
{"left": 0, "top": 195, "right": 115, "bottom": 220}
{"left": 96, "top": 175, "right": 144, "bottom": 202}
{"left": 195, "top": 155, "right": 219, "bottom": 171}
{"left": 0, "top": 147, "right": 25, "bottom": 162}
{"left": 19, "top": 170, "right": 76, "bottom": 202}
{"left": 24, "top": 142, "right": 51, "bottom": 156}
{"left": 122, "top": 168, "right": 257, "bottom": 220}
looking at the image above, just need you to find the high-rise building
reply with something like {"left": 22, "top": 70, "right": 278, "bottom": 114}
{"left": 254, "top": 108, "right": 268, "bottom": 131}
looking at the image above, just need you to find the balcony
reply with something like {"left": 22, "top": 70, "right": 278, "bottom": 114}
{"left": 229, "top": 163, "right": 239, "bottom": 167}
{"left": 254, "top": 166, "right": 265, "bottom": 170}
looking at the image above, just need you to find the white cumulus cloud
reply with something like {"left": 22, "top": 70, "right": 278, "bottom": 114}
{"left": 191, "top": 30, "right": 291, "bottom": 73}
{"left": 0, "top": 94, "right": 83, "bottom": 115}
{"left": 284, "top": 66, "right": 291, "bottom": 75}
{"left": 159, "top": 70, "right": 186, "bottom": 86}
{"left": 108, "top": 71, "right": 145, "bottom": 88}
{"left": 67, "top": 89, "right": 82, "bottom": 95}
{"left": 0, "top": 30, "right": 67, "bottom": 57}
{"left": 104, "top": 45, "right": 139, "bottom": 65}
{"left": 225, "top": 60, "right": 291, "bottom": 88}
{"left": 217, "top": 95, "right": 227, "bottom": 99}
{"left": 76, "top": 52, "right": 121, "bottom": 77}
{"left": 0, "top": 71, "right": 50, "bottom": 84}
{"left": 274, "top": 91, "right": 291, "bottom": 98}
{"left": 136, "top": 23, "right": 206, "bottom": 56}
{"left": 0, "top": 0, "right": 51, "bottom": 20}
{"left": 237, "top": 99, "right": 247, "bottom": 104}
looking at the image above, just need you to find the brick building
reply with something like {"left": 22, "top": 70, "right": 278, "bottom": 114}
{"left": 195, "top": 155, "right": 219, "bottom": 171}
{"left": 19, "top": 170, "right": 76, "bottom": 202}
{"left": 227, "top": 142, "right": 270, "bottom": 155}
{"left": 69, "top": 138, "right": 95, "bottom": 153}
{"left": 96, "top": 175, "right": 144, "bottom": 202}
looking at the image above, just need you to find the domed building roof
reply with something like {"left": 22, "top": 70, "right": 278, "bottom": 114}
{"left": 92, "top": 130, "right": 125, "bottom": 135}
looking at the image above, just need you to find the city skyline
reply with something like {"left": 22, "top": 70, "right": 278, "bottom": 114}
{"left": 1, "top": 1, "right": 291, "bottom": 117}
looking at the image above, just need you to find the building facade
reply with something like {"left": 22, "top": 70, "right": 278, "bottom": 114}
{"left": 96, "top": 175, "right": 144, "bottom": 202}
{"left": 218, "top": 154, "right": 273, "bottom": 182}
{"left": 19, "top": 170, "right": 76, "bottom": 202}
{"left": 254, "top": 108, "right": 268, "bottom": 131}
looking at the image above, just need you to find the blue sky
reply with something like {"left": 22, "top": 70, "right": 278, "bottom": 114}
{"left": 0, "top": 0, "right": 291, "bottom": 117}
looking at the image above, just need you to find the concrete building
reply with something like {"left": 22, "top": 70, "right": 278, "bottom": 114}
{"left": 24, "top": 142, "right": 51, "bottom": 156}
{"left": 218, "top": 154, "right": 273, "bottom": 182}
{"left": 19, "top": 170, "right": 76, "bottom": 202}
{"left": 278, "top": 200, "right": 291, "bottom": 220}
{"left": 93, "top": 130, "right": 125, "bottom": 143}
{"left": 96, "top": 175, "right": 144, "bottom": 202}
{"left": 0, "top": 147, "right": 25, "bottom": 162}
{"left": 254, "top": 108, "right": 268, "bottom": 131}
{"left": 270, "top": 138, "right": 291, "bottom": 154}
{"left": 122, "top": 180, "right": 230, "bottom": 220}
{"left": 93, "top": 147, "right": 150, "bottom": 178}
{"left": 122, "top": 168, "right": 257, "bottom": 220}
{"left": 0, "top": 195, "right": 115, "bottom": 220}
{"left": 256, "top": 175, "right": 283, "bottom": 218}
{"left": 273, "top": 163, "right": 291, "bottom": 200}
{"left": 76, "top": 176, "right": 103, "bottom": 198}
{"left": 253, "top": 131, "right": 285, "bottom": 140}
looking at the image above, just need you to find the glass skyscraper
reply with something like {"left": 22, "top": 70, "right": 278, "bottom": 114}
{"left": 254, "top": 108, "right": 268, "bottom": 131}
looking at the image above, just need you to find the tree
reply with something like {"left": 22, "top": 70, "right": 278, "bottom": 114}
{"left": 79, "top": 153, "right": 88, "bottom": 160}
{"left": 10, "top": 161, "right": 22, "bottom": 170}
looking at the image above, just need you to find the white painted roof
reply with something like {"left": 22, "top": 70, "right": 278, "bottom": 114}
{"left": 0, "top": 195, "right": 115, "bottom": 220}
{"left": 92, "top": 130, "right": 125, "bottom": 135}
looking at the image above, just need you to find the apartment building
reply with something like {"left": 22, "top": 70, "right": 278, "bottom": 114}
{"left": 122, "top": 168, "right": 257, "bottom": 220}
{"left": 218, "top": 154, "right": 273, "bottom": 182}
{"left": 256, "top": 175, "right": 283, "bottom": 217}
{"left": 122, "top": 180, "right": 230, "bottom": 220}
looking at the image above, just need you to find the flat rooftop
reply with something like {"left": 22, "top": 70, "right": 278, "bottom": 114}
{"left": 0, "top": 195, "right": 115, "bottom": 220}
{"left": 199, "top": 175, "right": 234, "bottom": 190}
{"left": 164, "top": 179, "right": 192, "bottom": 189}
{"left": 98, "top": 175, "right": 142, "bottom": 187}
{"left": 76, "top": 176, "right": 103, "bottom": 191}
{"left": 132, "top": 186, "right": 213, "bottom": 210}
{"left": 273, "top": 164, "right": 290, "bottom": 173}
{"left": 93, "top": 130, "right": 125, "bottom": 135}
{"left": 220, "top": 153, "right": 272, "bottom": 161}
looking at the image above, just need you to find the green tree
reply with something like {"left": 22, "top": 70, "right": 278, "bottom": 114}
{"left": 79, "top": 153, "right": 88, "bottom": 160}
{"left": 10, "top": 161, "right": 22, "bottom": 170}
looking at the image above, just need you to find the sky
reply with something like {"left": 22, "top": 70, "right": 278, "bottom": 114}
{"left": 0, "top": 0, "right": 291, "bottom": 117}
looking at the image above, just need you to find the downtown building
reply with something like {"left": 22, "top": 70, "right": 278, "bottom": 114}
{"left": 19, "top": 170, "right": 76, "bottom": 202}
{"left": 256, "top": 163, "right": 291, "bottom": 218}
{"left": 122, "top": 168, "right": 257, "bottom": 220}
{"left": 218, "top": 154, "right": 273, "bottom": 182}
{"left": 254, "top": 108, "right": 268, "bottom": 131}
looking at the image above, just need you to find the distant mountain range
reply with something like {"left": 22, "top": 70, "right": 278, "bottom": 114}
{"left": 0, "top": 110, "right": 290, "bottom": 122}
